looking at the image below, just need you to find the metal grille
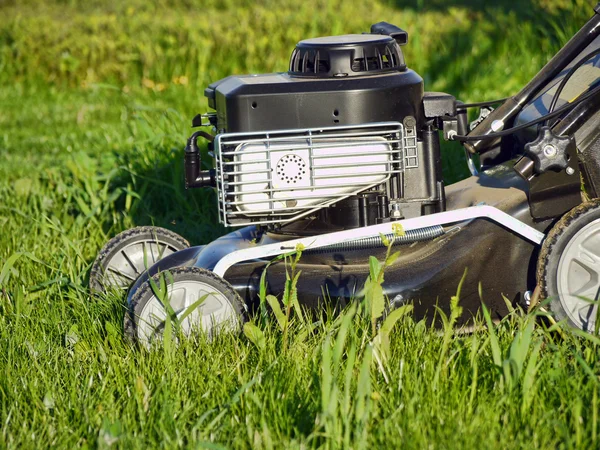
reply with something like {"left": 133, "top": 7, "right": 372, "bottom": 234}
{"left": 403, "top": 124, "right": 419, "bottom": 169}
{"left": 215, "top": 122, "right": 406, "bottom": 226}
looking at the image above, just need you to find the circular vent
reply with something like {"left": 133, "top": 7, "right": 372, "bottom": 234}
{"left": 276, "top": 154, "right": 307, "bottom": 184}
{"left": 289, "top": 34, "right": 405, "bottom": 78}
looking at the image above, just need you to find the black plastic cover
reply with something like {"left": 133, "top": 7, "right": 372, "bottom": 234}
{"left": 289, "top": 34, "right": 405, "bottom": 78}
{"left": 207, "top": 71, "right": 423, "bottom": 132}
{"left": 423, "top": 92, "right": 456, "bottom": 118}
{"left": 370, "top": 22, "right": 409, "bottom": 45}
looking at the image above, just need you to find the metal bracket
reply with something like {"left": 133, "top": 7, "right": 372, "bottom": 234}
{"left": 515, "top": 135, "right": 581, "bottom": 220}
{"left": 192, "top": 113, "right": 217, "bottom": 128}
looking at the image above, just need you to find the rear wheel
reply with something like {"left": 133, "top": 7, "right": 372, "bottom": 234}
{"left": 124, "top": 266, "right": 246, "bottom": 347}
{"left": 538, "top": 199, "right": 600, "bottom": 331}
{"left": 90, "top": 226, "right": 189, "bottom": 294}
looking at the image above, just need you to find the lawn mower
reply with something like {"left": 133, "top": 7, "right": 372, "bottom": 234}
{"left": 91, "top": 4, "right": 600, "bottom": 345}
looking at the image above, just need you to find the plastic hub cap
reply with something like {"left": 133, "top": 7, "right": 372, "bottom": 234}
{"left": 557, "top": 218, "right": 600, "bottom": 329}
{"left": 105, "top": 241, "right": 180, "bottom": 289}
{"left": 137, "top": 279, "right": 237, "bottom": 344}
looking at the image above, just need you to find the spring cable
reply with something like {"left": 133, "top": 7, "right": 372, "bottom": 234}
{"left": 305, "top": 225, "right": 445, "bottom": 254}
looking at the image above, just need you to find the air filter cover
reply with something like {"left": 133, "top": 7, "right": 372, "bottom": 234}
{"left": 289, "top": 34, "right": 406, "bottom": 78}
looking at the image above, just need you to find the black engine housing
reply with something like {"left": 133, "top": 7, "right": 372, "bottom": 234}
{"left": 205, "top": 34, "right": 424, "bottom": 133}
{"left": 199, "top": 28, "right": 449, "bottom": 228}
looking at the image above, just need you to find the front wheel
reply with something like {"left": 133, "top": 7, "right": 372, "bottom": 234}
{"left": 124, "top": 266, "right": 247, "bottom": 347}
{"left": 90, "top": 226, "right": 190, "bottom": 294}
{"left": 538, "top": 199, "right": 600, "bottom": 331}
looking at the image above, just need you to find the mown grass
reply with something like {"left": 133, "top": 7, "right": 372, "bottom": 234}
{"left": 1, "top": 0, "right": 600, "bottom": 448}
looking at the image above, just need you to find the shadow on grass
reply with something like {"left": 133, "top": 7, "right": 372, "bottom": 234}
{"left": 109, "top": 142, "right": 226, "bottom": 246}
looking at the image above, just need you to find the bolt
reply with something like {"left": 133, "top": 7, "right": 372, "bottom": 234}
{"left": 403, "top": 116, "right": 416, "bottom": 128}
{"left": 447, "top": 130, "right": 457, "bottom": 140}
{"left": 543, "top": 144, "right": 557, "bottom": 158}
{"left": 491, "top": 120, "right": 504, "bottom": 132}
{"left": 524, "top": 290, "right": 532, "bottom": 308}
{"left": 391, "top": 294, "right": 405, "bottom": 308}
{"left": 566, "top": 167, "right": 575, "bottom": 175}
{"left": 390, "top": 203, "right": 403, "bottom": 219}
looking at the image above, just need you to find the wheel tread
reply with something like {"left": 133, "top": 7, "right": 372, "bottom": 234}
{"left": 90, "top": 226, "right": 190, "bottom": 294}
{"left": 537, "top": 199, "right": 600, "bottom": 327}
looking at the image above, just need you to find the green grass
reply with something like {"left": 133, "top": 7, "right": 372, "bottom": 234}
{"left": 1, "top": 0, "right": 600, "bottom": 448}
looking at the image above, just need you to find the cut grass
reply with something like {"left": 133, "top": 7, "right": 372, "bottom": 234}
{"left": 1, "top": 0, "right": 600, "bottom": 448}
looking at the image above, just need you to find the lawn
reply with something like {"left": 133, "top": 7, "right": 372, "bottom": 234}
{"left": 1, "top": 0, "right": 600, "bottom": 448}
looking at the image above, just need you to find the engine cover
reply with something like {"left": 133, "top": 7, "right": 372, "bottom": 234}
{"left": 198, "top": 26, "right": 445, "bottom": 229}
{"left": 214, "top": 122, "right": 411, "bottom": 226}
{"left": 234, "top": 138, "right": 391, "bottom": 215}
{"left": 205, "top": 34, "right": 423, "bottom": 133}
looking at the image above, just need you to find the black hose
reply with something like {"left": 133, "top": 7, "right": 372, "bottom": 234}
{"left": 451, "top": 84, "right": 600, "bottom": 142}
{"left": 184, "top": 130, "right": 216, "bottom": 189}
{"left": 546, "top": 47, "right": 600, "bottom": 125}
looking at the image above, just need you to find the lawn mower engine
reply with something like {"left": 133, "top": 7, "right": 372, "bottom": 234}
{"left": 91, "top": 8, "right": 600, "bottom": 346}
{"left": 185, "top": 25, "right": 448, "bottom": 230}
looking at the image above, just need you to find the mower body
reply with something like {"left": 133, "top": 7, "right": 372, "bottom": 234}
{"left": 124, "top": 9, "right": 600, "bottom": 327}
{"left": 129, "top": 165, "right": 546, "bottom": 324}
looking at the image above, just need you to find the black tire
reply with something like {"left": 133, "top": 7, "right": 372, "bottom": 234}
{"left": 124, "top": 266, "right": 247, "bottom": 345}
{"left": 90, "top": 226, "right": 190, "bottom": 294}
{"left": 537, "top": 199, "right": 600, "bottom": 331}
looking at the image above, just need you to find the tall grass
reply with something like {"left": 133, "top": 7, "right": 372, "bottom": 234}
{"left": 2, "top": 245, "right": 600, "bottom": 447}
{"left": 1, "top": 0, "right": 600, "bottom": 448}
